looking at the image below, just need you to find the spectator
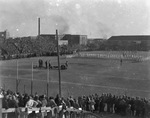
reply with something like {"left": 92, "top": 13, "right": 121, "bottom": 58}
{"left": 40, "top": 95, "right": 47, "bottom": 107}
{"left": 1, "top": 89, "right": 150, "bottom": 118}
{"left": 89, "top": 97, "right": 95, "bottom": 112}
{"left": 64, "top": 98, "right": 71, "bottom": 108}
{"left": 55, "top": 94, "right": 61, "bottom": 106}
{"left": 18, "top": 94, "right": 24, "bottom": 107}
{"left": 23, "top": 94, "right": 29, "bottom": 107}
{"left": 2, "top": 95, "right": 9, "bottom": 109}
{"left": 94, "top": 94, "right": 99, "bottom": 112}
{"left": 73, "top": 99, "right": 79, "bottom": 109}
{"left": 69, "top": 96, "right": 75, "bottom": 107}
{"left": 8, "top": 95, "right": 18, "bottom": 108}
{"left": 34, "top": 95, "right": 42, "bottom": 107}
{"left": 25, "top": 96, "right": 38, "bottom": 108}
{"left": 47, "top": 97, "right": 57, "bottom": 108}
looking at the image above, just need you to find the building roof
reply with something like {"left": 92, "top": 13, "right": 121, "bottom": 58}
{"left": 93, "top": 38, "right": 105, "bottom": 41}
{"left": 40, "top": 34, "right": 55, "bottom": 36}
{"left": 40, "top": 34, "right": 86, "bottom": 37}
{"left": 108, "top": 35, "right": 150, "bottom": 41}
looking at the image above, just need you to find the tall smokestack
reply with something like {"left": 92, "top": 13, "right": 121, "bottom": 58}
{"left": 38, "top": 17, "right": 40, "bottom": 36}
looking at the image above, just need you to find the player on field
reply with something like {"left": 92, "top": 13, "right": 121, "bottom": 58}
{"left": 120, "top": 58, "right": 123, "bottom": 66}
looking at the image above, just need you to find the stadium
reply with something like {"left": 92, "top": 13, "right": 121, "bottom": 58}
{"left": 1, "top": 29, "right": 150, "bottom": 118}
{"left": 1, "top": 0, "right": 150, "bottom": 117}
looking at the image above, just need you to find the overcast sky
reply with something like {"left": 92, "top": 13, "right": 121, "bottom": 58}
{"left": 0, "top": 0, "right": 150, "bottom": 38}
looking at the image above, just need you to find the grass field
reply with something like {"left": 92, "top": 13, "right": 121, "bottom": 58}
{"left": 0, "top": 51, "right": 150, "bottom": 98}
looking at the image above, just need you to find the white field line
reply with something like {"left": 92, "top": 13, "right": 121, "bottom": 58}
{"left": 1, "top": 75, "right": 150, "bottom": 93}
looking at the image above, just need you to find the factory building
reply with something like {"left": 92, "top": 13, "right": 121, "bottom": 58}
{"left": 61, "top": 34, "right": 87, "bottom": 46}
{"left": 39, "top": 34, "right": 87, "bottom": 46}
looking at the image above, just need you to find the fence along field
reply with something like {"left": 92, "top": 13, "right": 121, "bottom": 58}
{"left": 0, "top": 51, "right": 150, "bottom": 98}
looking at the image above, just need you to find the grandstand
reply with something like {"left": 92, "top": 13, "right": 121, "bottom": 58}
{"left": 72, "top": 51, "right": 150, "bottom": 63}
{"left": 108, "top": 35, "right": 150, "bottom": 51}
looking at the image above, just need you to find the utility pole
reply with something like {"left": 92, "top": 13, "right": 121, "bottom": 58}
{"left": 31, "top": 62, "right": 33, "bottom": 95}
{"left": 56, "top": 29, "right": 61, "bottom": 97}
{"left": 16, "top": 60, "right": 19, "bottom": 93}
{"left": 47, "top": 67, "right": 49, "bottom": 97}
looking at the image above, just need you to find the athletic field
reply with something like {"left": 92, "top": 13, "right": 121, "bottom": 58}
{"left": 0, "top": 51, "right": 150, "bottom": 98}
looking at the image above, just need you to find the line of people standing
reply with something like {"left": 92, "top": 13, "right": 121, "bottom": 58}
{"left": 38, "top": 59, "right": 52, "bottom": 69}
{"left": 38, "top": 59, "right": 68, "bottom": 69}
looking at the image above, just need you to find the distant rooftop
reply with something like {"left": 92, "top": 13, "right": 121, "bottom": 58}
{"left": 108, "top": 35, "right": 150, "bottom": 40}
{"left": 40, "top": 34, "right": 87, "bottom": 36}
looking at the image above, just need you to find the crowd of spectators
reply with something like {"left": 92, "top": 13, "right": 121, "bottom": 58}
{"left": 0, "top": 37, "right": 36, "bottom": 60}
{"left": 0, "top": 36, "right": 72, "bottom": 60}
{"left": 1, "top": 35, "right": 149, "bottom": 61}
{"left": 1, "top": 88, "right": 150, "bottom": 117}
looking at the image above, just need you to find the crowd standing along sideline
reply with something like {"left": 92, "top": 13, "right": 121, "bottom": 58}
{"left": 1, "top": 88, "right": 150, "bottom": 117}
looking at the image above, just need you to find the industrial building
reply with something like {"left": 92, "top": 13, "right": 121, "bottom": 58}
{"left": 61, "top": 34, "right": 87, "bottom": 46}
{"left": 39, "top": 34, "right": 87, "bottom": 46}
{"left": 87, "top": 38, "right": 105, "bottom": 44}
{"left": 108, "top": 35, "right": 150, "bottom": 51}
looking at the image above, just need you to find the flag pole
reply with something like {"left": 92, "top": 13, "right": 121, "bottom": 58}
{"left": 31, "top": 62, "right": 33, "bottom": 95}
{"left": 56, "top": 29, "right": 61, "bottom": 97}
